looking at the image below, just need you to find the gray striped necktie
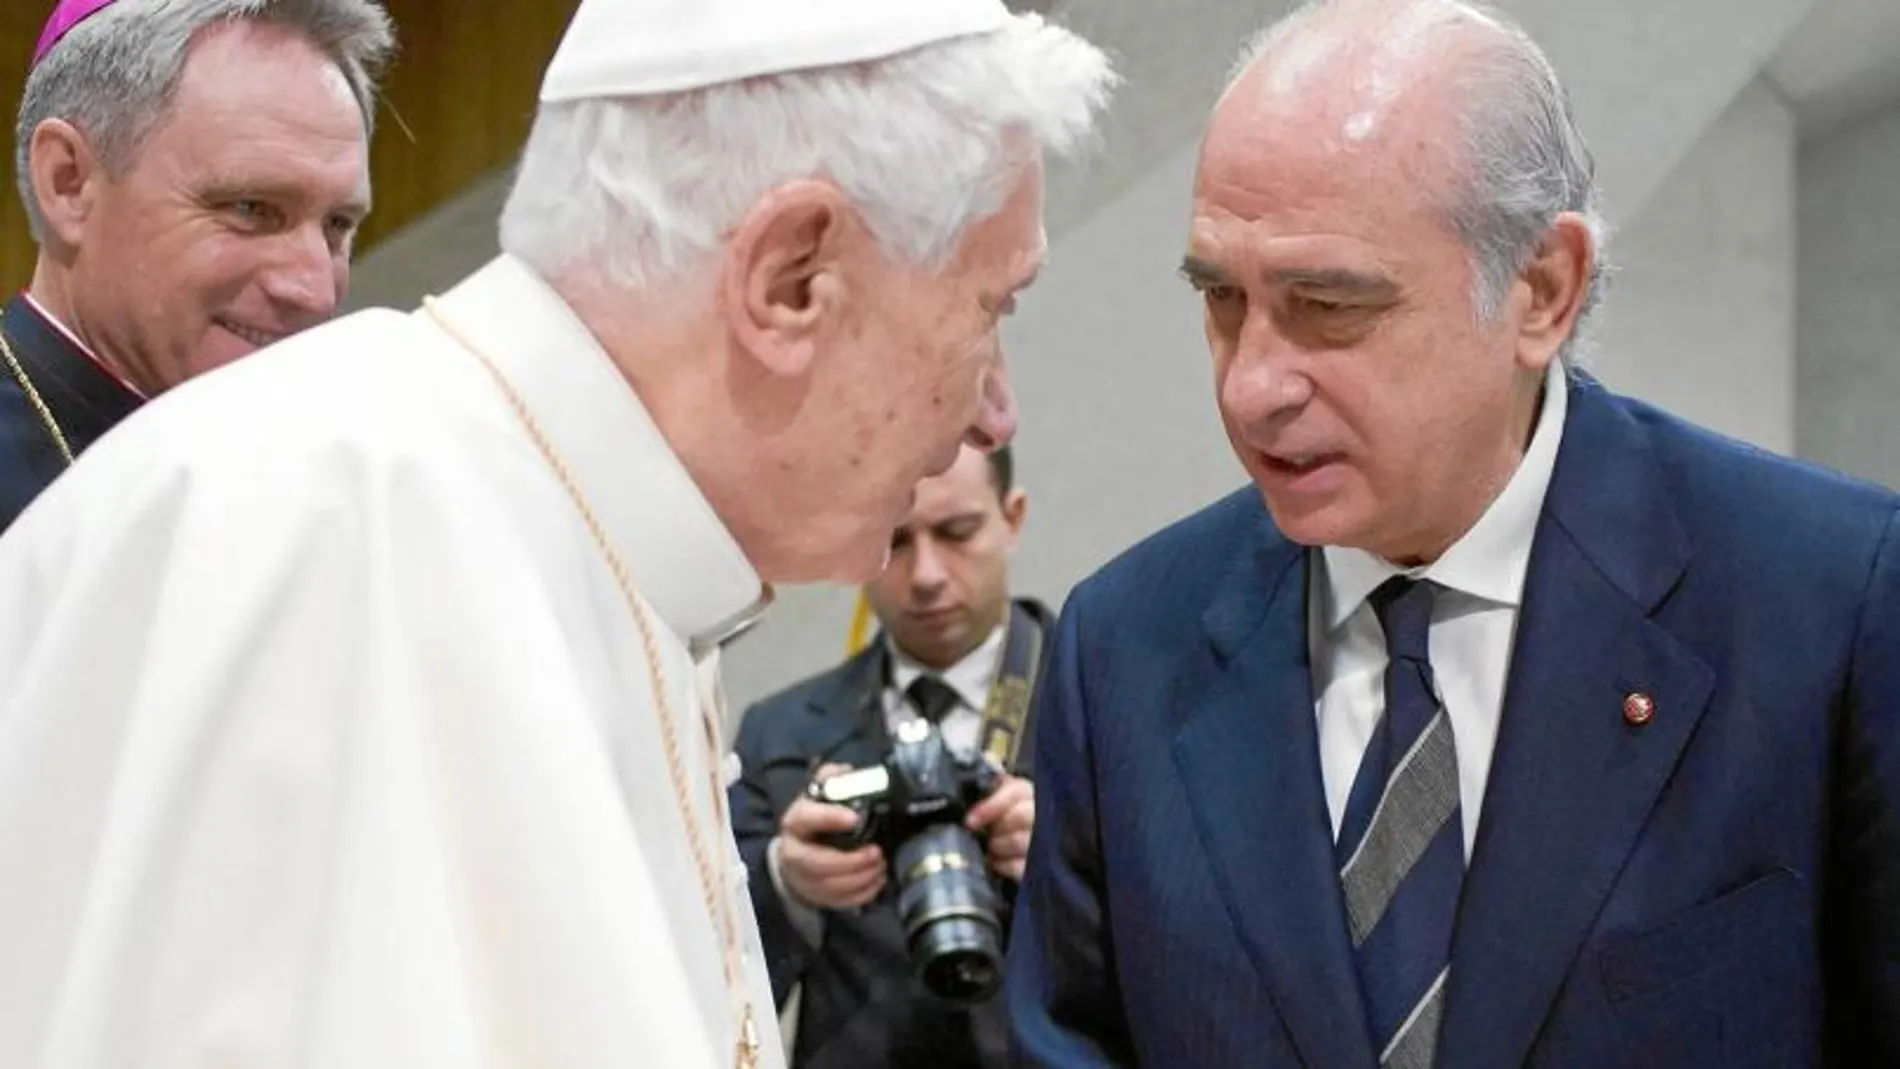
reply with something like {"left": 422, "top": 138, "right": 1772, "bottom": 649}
{"left": 1335, "top": 577, "right": 1465, "bottom": 1068}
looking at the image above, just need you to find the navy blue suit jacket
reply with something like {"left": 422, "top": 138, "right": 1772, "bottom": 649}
{"left": 1004, "top": 374, "right": 1900, "bottom": 1068}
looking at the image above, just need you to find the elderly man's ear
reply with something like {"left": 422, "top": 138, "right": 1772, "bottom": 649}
{"left": 1513, "top": 213, "right": 1595, "bottom": 372}
{"left": 28, "top": 119, "right": 105, "bottom": 249}
{"left": 724, "top": 180, "right": 861, "bottom": 378}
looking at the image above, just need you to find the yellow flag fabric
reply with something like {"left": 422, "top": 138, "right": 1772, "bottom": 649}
{"left": 846, "top": 589, "right": 873, "bottom": 656}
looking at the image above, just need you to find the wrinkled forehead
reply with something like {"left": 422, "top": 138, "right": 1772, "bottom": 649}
{"left": 131, "top": 27, "right": 373, "bottom": 209}
{"left": 1197, "top": 95, "right": 1466, "bottom": 249}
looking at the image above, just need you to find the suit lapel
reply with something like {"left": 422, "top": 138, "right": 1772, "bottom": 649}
{"left": 804, "top": 643, "right": 892, "bottom": 771}
{"left": 1176, "top": 513, "right": 1379, "bottom": 1069}
{"left": 1438, "top": 376, "right": 1715, "bottom": 1069}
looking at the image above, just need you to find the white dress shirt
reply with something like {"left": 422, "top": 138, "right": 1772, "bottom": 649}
{"left": 883, "top": 622, "right": 1007, "bottom": 761}
{"left": 1310, "top": 359, "right": 1568, "bottom": 856}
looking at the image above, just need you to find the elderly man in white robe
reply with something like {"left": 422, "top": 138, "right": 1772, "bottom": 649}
{"left": 0, "top": 0, "right": 1116, "bottom": 1065}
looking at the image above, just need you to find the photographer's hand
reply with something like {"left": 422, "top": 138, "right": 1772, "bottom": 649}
{"left": 776, "top": 766, "right": 889, "bottom": 910}
{"left": 966, "top": 772, "right": 1035, "bottom": 882}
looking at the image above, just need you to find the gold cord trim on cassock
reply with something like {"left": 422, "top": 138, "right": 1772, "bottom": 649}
{"left": 419, "top": 297, "right": 762, "bottom": 1069}
{"left": 0, "top": 314, "right": 75, "bottom": 466}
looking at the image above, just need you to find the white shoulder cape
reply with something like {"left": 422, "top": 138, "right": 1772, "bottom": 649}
{"left": 0, "top": 257, "right": 784, "bottom": 1069}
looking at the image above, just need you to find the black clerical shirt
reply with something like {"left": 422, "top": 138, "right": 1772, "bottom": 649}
{"left": 0, "top": 294, "right": 143, "bottom": 532}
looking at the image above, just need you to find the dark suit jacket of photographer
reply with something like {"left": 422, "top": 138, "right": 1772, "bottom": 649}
{"left": 730, "top": 597, "right": 1055, "bottom": 1069}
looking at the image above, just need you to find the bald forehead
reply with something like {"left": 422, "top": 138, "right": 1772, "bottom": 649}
{"left": 1216, "top": 0, "right": 1494, "bottom": 152}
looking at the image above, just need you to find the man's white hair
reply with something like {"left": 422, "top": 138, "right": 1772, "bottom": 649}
{"left": 1231, "top": 0, "right": 1612, "bottom": 363}
{"left": 13, "top": 0, "right": 395, "bottom": 242}
{"left": 499, "top": 15, "right": 1118, "bottom": 290}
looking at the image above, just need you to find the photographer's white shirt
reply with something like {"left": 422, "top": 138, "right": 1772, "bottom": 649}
{"left": 882, "top": 623, "right": 1007, "bottom": 761}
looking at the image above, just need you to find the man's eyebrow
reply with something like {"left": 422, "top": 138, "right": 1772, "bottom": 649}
{"left": 934, "top": 510, "right": 988, "bottom": 529}
{"left": 1178, "top": 256, "right": 1231, "bottom": 287}
{"left": 1178, "top": 259, "right": 1398, "bottom": 299}
{"left": 1268, "top": 267, "right": 1397, "bottom": 297}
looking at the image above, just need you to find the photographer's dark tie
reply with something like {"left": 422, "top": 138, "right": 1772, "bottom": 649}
{"left": 1335, "top": 577, "right": 1464, "bottom": 1069}
{"left": 906, "top": 675, "right": 961, "bottom": 725}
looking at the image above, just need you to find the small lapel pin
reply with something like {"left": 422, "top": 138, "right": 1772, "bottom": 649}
{"left": 1622, "top": 691, "right": 1656, "bottom": 727}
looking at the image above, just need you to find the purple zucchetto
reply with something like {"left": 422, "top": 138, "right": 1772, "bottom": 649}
{"left": 32, "top": 0, "right": 122, "bottom": 68}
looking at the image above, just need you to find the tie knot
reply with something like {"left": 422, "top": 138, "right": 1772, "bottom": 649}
{"left": 1369, "top": 577, "right": 1436, "bottom": 663}
{"left": 906, "top": 674, "right": 961, "bottom": 724}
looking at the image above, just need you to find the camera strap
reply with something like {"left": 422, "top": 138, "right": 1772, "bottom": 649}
{"left": 977, "top": 602, "right": 1045, "bottom": 771}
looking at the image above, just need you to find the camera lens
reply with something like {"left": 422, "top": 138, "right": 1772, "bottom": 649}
{"left": 894, "top": 824, "right": 1005, "bottom": 1004}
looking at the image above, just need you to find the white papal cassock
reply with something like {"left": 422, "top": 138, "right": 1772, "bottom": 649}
{"left": 0, "top": 255, "right": 786, "bottom": 1069}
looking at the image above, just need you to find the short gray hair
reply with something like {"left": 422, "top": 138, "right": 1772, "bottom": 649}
{"left": 1232, "top": 0, "right": 1611, "bottom": 362}
{"left": 14, "top": 0, "right": 396, "bottom": 241}
{"left": 499, "top": 14, "right": 1118, "bottom": 291}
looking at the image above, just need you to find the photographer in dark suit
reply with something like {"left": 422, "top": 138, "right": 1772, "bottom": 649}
{"left": 730, "top": 442, "right": 1053, "bottom": 1069}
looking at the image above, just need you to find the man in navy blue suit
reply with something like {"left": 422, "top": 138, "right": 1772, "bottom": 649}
{"left": 1003, "top": 1, "right": 1900, "bottom": 1067}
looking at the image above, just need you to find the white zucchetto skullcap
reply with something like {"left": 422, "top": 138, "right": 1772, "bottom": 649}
{"left": 540, "top": 0, "right": 1015, "bottom": 102}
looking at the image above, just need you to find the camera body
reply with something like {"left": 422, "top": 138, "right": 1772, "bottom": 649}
{"left": 811, "top": 717, "right": 1003, "bottom": 854}
{"left": 806, "top": 718, "right": 1008, "bottom": 1003}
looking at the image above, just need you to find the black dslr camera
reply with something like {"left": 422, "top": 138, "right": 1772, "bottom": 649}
{"left": 806, "top": 718, "right": 1007, "bottom": 1004}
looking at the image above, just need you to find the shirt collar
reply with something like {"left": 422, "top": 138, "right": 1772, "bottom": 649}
{"left": 421, "top": 254, "right": 772, "bottom": 656}
{"left": 19, "top": 291, "right": 148, "bottom": 401}
{"left": 1320, "top": 358, "right": 1569, "bottom": 631}
{"left": 887, "top": 619, "right": 1007, "bottom": 712}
